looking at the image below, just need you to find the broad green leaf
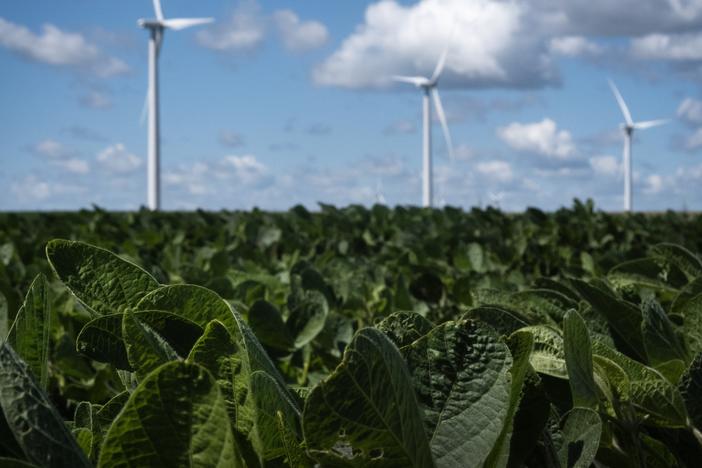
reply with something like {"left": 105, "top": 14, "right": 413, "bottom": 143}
{"left": 510, "top": 289, "right": 574, "bottom": 323}
{"left": 463, "top": 305, "right": 529, "bottom": 336}
{"left": 651, "top": 243, "right": 702, "bottom": 281}
{"left": 641, "top": 298, "right": 689, "bottom": 368}
{"left": 250, "top": 370, "right": 303, "bottom": 463}
{"left": 76, "top": 311, "right": 203, "bottom": 370}
{"left": 72, "top": 427, "right": 92, "bottom": 459}
{"left": 248, "top": 300, "right": 295, "bottom": 352}
{"left": 122, "top": 310, "right": 180, "bottom": 380}
{"left": 7, "top": 274, "right": 50, "bottom": 389}
{"left": 563, "top": 310, "right": 599, "bottom": 409}
{"left": 0, "top": 292, "right": 7, "bottom": 340}
{"left": 377, "top": 311, "right": 433, "bottom": 348}
{"left": 592, "top": 341, "right": 688, "bottom": 427}
{"left": 570, "top": 278, "right": 645, "bottom": 360}
{"left": 484, "top": 330, "right": 534, "bottom": 468}
{"left": 678, "top": 292, "right": 702, "bottom": 357}
{"left": 403, "top": 318, "right": 512, "bottom": 467}
{"left": 98, "top": 361, "right": 237, "bottom": 468}
{"left": 0, "top": 458, "right": 38, "bottom": 467}
{"left": 276, "top": 410, "right": 312, "bottom": 468}
{"left": 671, "top": 277, "right": 702, "bottom": 315}
{"left": 0, "top": 343, "right": 90, "bottom": 468}
{"left": 92, "top": 391, "right": 129, "bottom": 461}
{"left": 607, "top": 258, "right": 677, "bottom": 292}
{"left": 287, "top": 289, "right": 329, "bottom": 348}
{"left": 523, "top": 325, "right": 566, "bottom": 379}
{"left": 679, "top": 352, "right": 702, "bottom": 430}
{"left": 303, "top": 328, "right": 434, "bottom": 468}
{"left": 557, "top": 408, "right": 602, "bottom": 468}
{"left": 504, "top": 371, "right": 551, "bottom": 467}
{"left": 46, "top": 239, "right": 159, "bottom": 315}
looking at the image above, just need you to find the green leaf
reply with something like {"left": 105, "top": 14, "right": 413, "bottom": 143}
{"left": 0, "top": 458, "right": 39, "bottom": 467}
{"left": 671, "top": 277, "right": 702, "bottom": 315}
{"left": 248, "top": 300, "right": 295, "bottom": 352}
{"left": 276, "top": 410, "right": 312, "bottom": 468}
{"left": 607, "top": 258, "right": 677, "bottom": 292}
{"left": 136, "top": 284, "right": 238, "bottom": 333}
{"left": 570, "top": 278, "right": 645, "bottom": 361}
{"left": 250, "top": 370, "right": 303, "bottom": 463}
{"left": 484, "top": 330, "right": 534, "bottom": 468}
{"left": 463, "top": 305, "right": 529, "bottom": 336}
{"left": 98, "top": 361, "right": 238, "bottom": 468}
{"left": 651, "top": 243, "right": 702, "bottom": 281}
{"left": 76, "top": 311, "right": 203, "bottom": 370}
{"left": 303, "top": 328, "right": 434, "bottom": 467}
{"left": 376, "top": 311, "right": 433, "bottom": 348}
{"left": 563, "top": 310, "right": 599, "bottom": 409}
{"left": 679, "top": 352, "right": 702, "bottom": 430}
{"left": 678, "top": 292, "right": 702, "bottom": 357}
{"left": 522, "top": 325, "right": 567, "bottom": 379}
{"left": 122, "top": 310, "right": 181, "bottom": 380}
{"left": 592, "top": 341, "right": 688, "bottom": 427}
{"left": 7, "top": 274, "right": 51, "bottom": 390}
{"left": 0, "top": 292, "right": 8, "bottom": 341}
{"left": 641, "top": 298, "right": 689, "bottom": 368}
{"left": 287, "top": 289, "right": 329, "bottom": 348}
{"left": 403, "top": 318, "right": 512, "bottom": 467}
{"left": 557, "top": 408, "right": 602, "bottom": 468}
{"left": 46, "top": 239, "right": 159, "bottom": 315}
{"left": 0, "top": 343, "right": 90, "bottom": 468}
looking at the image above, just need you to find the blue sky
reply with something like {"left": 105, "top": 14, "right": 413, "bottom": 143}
{"left": 1, "top": 0, "right": 702, "bottom": 211}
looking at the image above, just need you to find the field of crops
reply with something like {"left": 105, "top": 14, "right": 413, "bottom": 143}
{"left": 2, "top": 201, "right": 702, "bottom": 467}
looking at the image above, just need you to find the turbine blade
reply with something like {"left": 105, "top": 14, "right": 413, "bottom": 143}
{"left": 432, "top": 88, "right": 454, "bottom": 160}
{"left": 162, "top": 17, "right": 214, "bottom": 30}
{"left": 392, "top": 75, "right": 427, "bottom": 86}
{"left": 634, "top": 118, "right": 669, "bottom": 130}
{"left": 608, "top": 79, "right": 633, "bottom": 126}
{"left": 430, "top": 48, "right": 449, "bottom": 84}
{"left": 153, "top": 0, "right": 164, "bottom": 21}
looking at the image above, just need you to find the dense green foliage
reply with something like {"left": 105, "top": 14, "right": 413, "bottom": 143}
{"left": 1, "top": 201, "right": 702, "bottom": 467}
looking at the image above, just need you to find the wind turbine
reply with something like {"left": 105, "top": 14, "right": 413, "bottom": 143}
{"left": 608, "top": 79, "right": 668, "bottom": 212}
{"left": 393, "top": 49, "right": 454, "bottom": 208}
{"left": 138, "top": 0, "right": 213, "bottom": 210}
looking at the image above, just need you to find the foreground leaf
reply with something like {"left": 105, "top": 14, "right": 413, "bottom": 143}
{"left": 98, "top": 361, "right": 237, "bottom": 467}
{"left": 377, "top": 311, "right": 433, "bottom": 348}
{"left": 0, "top": 343, "right": 90, "bottom": 467}
{"left": 46, "top": 239, "right": 159, "bottom": 315}
{"left": 7, "top": 274, "right": 51, "bottom": 389}
{"left": 563, "top": 310, "right": 599, "bottom": 409}
{"left": 122, "top": 310, "right": 181, "bottom": 380}
{"left": 557, "top": 408, "right": 602, "bottom": 468}
{"left": 303, "top": 328, "right": 434, "bottom": 467}
{"left": 403, "top": 318, "right": 512, "bottom": 467}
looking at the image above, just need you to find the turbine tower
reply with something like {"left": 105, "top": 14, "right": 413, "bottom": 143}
{"left": 393, "top": 49, "right": 454, "bottom": 208}
{"left": 138, "top": 0, "right": 213, "bottom": 210}
{"left": 608, "top": 79, "right": 668, "bottom": 212}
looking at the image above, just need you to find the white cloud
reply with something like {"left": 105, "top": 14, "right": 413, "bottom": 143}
{"left": 0, "top": 17, "right": 129, "bottom": 77}
{"left": 549, "top": 36, "right": 601, "bottom": 57}
{"left": 631, "top": 33, "right": 702, "bottom": 61}
{"left": 383, "top": 119, "right": 416, "bottom": 135}
{"left": 589, "top": 155, "right": 621, "bottom": 176}
{"left": 497, "top": 118, "right": 576, "bottom": 159}
{"left": 11, "top": 175, "right": 51, "bottom": 201}
{"left": 644, "top": 174, "right": 664, "bottom": 194}
{"left": 313, "top": 0, "right": 555, "bottom": 89}
{"left": 57, "top": 158, "right": 90, "bottom": 175}
{"left": 678, "top": 98, "right": 702, "bottom": 125}
{"left": 223, "top": 154, "right": 269, "bottom": 185}
{"left": 475, "top": 160, "right": 513, "bottom": 182}
{"left": 684, "top": 127, "right": 702, "bottom": 150}
{"left": 96, "top": 144, "right": 142, "bottom": 174}
{"left": 196, "top": 1, "right": 265, "bottom": 52}
{"left": 32, "top": 139, "right": 69, "bottom": 159}
{"left": 273, "top": 10, "right": 329, "bottom": 52}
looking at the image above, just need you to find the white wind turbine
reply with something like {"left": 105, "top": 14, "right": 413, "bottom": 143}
{"left": 608, "top": 79, "right": 668, "bottom": 212}
{"left": 138, "top": 0, "right": 213, "bottom": 211}
{"left": 393, "top": 48, "right": 454, "bottom": 208}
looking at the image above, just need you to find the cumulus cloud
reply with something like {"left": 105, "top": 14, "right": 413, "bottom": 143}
{"left": 497, "top": 118, "right": 576, "bottom": 159}
{"left": 0, "top": 17, "right": 129, "bottom": 77}
{"left": 79, "top": 90, "right": 112, "bottom": 109}
{"left": 684, "top": 127, "right": 702, "bottom": 150}
{"left": 32, "top": 139, "right": 71, "bottom": 159}
{"left": 57, "top": 158, "right": 90, "bottom": 175}
{"left": 383, "top": 119, "right": 417, "bottom": 135}
{"left": 30, "top": 139, "right": 90, "bottom": 174}
{"left": 475, "top": 160, "right": 513, "bottom": 182}
{"left": 631, "top": 33, "right": 702, "bottom": 61}
{"left": 96, "top": 144, "right": 142, "bottom": 174}
{"left": 644, "top": 173, "right": 665, "bottom": 194}
{"left": 223, "top": 154, "right": 270, "bottom": 185}
{"left": 549, "top": 36, "right": 601, "bottom": 57}
{"left": 273, "top": 10, "right": 329, "bottom": 52}
{"left": 313, "top": 0, "right": 556, "bottom": 89}
{"left": 589, "top": 155, "right": 621, "bottom": 176}
{"left": 197, "top": 1, "right": 266, "bottom": 52}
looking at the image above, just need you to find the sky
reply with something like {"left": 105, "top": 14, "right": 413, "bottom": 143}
{"left": 1, "top": 0, "right": 702, "bottom": 212}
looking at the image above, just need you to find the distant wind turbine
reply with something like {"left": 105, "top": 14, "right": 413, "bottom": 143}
{"left": 138, "top": 0, "right": 213, "bottom": 210}
{"left": 608, "top": 79, "right": 668, "bottom": 212}
{"left": 393, "top": 48, "right": 454, "bottom": 208}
